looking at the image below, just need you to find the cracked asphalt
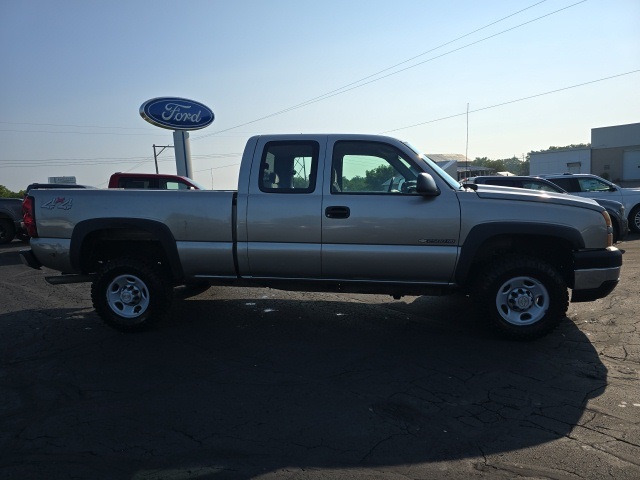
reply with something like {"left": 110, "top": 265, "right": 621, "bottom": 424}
{"left": 1, "top": 235, "right": 639, "bottom": 479}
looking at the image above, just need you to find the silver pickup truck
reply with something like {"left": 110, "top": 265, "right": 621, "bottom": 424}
{"left": 20, "top": 134, "right": 622, "bottom": 339}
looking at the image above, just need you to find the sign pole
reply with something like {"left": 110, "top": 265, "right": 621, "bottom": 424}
{"left": 173, "top": 130, "right": 193, "bottom": 178}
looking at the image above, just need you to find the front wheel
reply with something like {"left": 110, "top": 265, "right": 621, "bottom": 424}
{"left": 91, "top": 257, "right": 173, "bottom": 332}
{"left": 473, "top": 255, "right": 568, "bottom": 340}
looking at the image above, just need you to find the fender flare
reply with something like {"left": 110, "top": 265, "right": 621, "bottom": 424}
{"left": 70, "top": 218, "right": 183, "bottom": 279}
{"left": 455, "top": 222, "right": 584, "bottom": 285}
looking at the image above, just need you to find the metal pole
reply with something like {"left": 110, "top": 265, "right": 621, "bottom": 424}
{"left": 152, "top": 144, "right": 159, "bottom": 174}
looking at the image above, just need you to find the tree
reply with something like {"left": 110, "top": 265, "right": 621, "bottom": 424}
{"left": 0, "top": 185, "right": 24, "bottom": 198}
{"left": 527, "top": 143, "right": 590, "bottom": 161}
{"left": 472, "top": 156, "right": 529, "bottom": 175}
{"left": 342, "top": 164, "right": 395, "bottom": 192}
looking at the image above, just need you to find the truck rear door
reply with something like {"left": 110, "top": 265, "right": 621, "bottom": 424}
{"left": 240, "top": 137, "right": 325, "bottom": 278}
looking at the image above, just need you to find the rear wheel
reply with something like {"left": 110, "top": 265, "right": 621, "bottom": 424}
{"left": 630, "top": 205, "right": 640, "bottom": 233}
{"left": 91, "top": 257, "right": 173, "bottom": 332}
{"left": 473, "top": 255, "right": 568, "bottom": 340}
{"left": 0, "top": 219, "right": 16, "bottom": 244}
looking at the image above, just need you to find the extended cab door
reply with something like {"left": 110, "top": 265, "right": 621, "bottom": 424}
{"left": 321, "top": 138, "right": 461, "bottom": 282}
{"left": 238, "top": 136, "right": 325, "bottom": 278}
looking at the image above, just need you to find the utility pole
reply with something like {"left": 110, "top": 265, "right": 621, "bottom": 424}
{"left": 465, "top": 103, "right": 470, "bottom": 179}
{"left": 152, "top": 144, "right": 174, "bottom": 174}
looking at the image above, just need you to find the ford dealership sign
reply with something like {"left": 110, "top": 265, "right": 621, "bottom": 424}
{"left": 139, "top": 97, "right": 214, "bottom": 130}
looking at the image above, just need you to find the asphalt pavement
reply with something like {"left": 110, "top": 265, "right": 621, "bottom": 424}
{"left": 0, "top": 235, "right": 639, "bottom": 479}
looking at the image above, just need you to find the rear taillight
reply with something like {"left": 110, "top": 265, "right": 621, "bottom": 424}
{"left": 22, "top": 196, "right": 38, "bottom": 238}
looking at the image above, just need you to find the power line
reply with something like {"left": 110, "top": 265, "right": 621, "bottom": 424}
{"left": 194, "top": 0, "right": 584, "bottom": 140}
{"left": 0, "top": 129, "right": 163, "bottom": 137}
{"left": 0, "top": 121, "right": 156, "bottom": 131}
{"left": 194, "top": 163, "right": 240, "bottom": 173}
{"left": 380, "top": 69, "right": 640, "bottom": 134}
{"left": 0, "top": 153, "right": 241, "bottom": 168}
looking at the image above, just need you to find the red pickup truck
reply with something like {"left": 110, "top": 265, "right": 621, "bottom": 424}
{"left": 108, "top": 173, "right": 205, "bottom": 190}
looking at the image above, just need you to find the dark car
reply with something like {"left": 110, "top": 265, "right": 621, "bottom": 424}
{"left": 464, "top": 175, "right": 628, "bottom": 243}
{"left": 0, "top": 198, "right": 27, "bottom": 244}
{"left": 540, "top": 173, "right": 640, "bottom": 233}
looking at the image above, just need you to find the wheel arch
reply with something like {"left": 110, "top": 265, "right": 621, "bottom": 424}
{"left": 456, "top": 222, "right": 583, "bottom": 289}
{"left": 70, "top": 218, "right": 183, "bottom": 281}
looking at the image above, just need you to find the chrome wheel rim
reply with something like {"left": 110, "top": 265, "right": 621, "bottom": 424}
{"left": 106, "top": 274, "right": 150, "bottom": 319}
{"left": 495, "top": 276, "right": 549, "bottom": 326}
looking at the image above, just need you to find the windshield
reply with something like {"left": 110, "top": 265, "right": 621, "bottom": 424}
{"left": 402, "top": 142, "right": 463, "bottom": 190}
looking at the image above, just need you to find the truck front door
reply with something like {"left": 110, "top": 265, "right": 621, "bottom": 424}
{"left": 321, "top": 139, "right": 460, "bottom": 283}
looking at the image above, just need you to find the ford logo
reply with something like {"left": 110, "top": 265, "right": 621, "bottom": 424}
{"left": 139, "top": 97, "right": 214, "bottom": 130}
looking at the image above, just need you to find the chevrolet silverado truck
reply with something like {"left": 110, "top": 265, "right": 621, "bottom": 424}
{"left": 20, "top": 134, "right": 622, "bottom": 339}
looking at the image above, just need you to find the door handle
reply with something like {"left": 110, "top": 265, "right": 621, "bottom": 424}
{"left": 325, "top": 206, "right": 350, "bottom": 219}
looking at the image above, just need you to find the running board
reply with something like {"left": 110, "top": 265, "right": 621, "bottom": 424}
{"left": 45, "top": 274, "right": 96, "bottom": 285}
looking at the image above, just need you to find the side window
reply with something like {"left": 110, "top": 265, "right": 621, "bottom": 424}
{"left": 523, "top": 181, "right": 558, "bottom": 192}
{"left": 331, "top": 141, "right": 419, "bottom": 194}
{"left": 485, "top": 179, "right": 505, "bottom": 186}
{"left": 164, "top": 181, "right": 183, "bottom": 190}
{"left": 120, "top": 178, "right": 151, "bottom": 189}
{"left": 548, "top": 178, "right": 576, "bottom": 192}
{"left": 578, "top": 178, "right": 611, "bottom": 192}
{"left": 259, "top": 141, "right": 319, "bottom": 193}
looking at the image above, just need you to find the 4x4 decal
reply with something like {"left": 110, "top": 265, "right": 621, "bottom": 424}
{"left": 41, "top": 197, "right": 73, "bottom": 210}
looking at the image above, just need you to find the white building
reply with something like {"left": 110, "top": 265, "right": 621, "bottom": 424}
{"left": 529, "top": 122, "right": 640, "bottom": 186}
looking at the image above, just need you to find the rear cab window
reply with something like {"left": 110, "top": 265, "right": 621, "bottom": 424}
{"left": 259, "top": 141, "right": 319, "bottom": 193}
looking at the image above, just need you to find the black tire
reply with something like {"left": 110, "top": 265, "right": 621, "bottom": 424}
{"left": 611, "top": 218, "right": 620, "bottom": 243}
{"left": 472, "top": 255, "right": 568, "bottom": 340}
{"left": 0, "top": 219, "right": 16, "bottom": 244}
{"left": 630, "top": 205, "right": 640, "bottom": 233}
{"left": 91, "top": 257, "right": 173, "bottom": 332}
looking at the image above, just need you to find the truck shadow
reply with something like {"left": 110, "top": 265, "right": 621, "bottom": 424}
{"left": 0, "top": 293, "right": 606, "bottom": 479}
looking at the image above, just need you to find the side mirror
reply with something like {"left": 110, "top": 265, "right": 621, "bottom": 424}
{"left": 416, "top": 173, "right": 440, "bottom": 197}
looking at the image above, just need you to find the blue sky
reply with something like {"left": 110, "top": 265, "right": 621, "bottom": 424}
{"left": 1, "top": 0, "right": 639, "bottom": 191}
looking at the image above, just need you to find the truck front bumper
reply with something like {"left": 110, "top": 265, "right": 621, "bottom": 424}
{"left": 571, "top": 247, "right": 622, "bottom": 302}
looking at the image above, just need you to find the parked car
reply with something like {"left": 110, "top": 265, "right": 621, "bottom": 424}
{"left": 463, "top": 176, "right": 629, "bottom": 243}
{"left": 539, "top": 173, "right": 640, "bottom": 233}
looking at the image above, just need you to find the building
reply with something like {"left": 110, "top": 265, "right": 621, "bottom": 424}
{"left": 529, "top": 122, "right": 640, "bottom": 186}
{"left": 425, "top": 153, "right": 494, "bottom": 181}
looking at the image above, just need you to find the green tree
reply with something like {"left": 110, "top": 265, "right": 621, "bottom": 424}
{"left": 342, "top": 164, "right": 396, "bottom": 192}
{"left": 0, "top": 185, "right": 23, "bottom": 198}
{"left": 364, "top": 164, "right": 395, "bottom": 191}
{"left": 472, "top": 156, "right": 529, "bottom": 175}
{"left": 527, "top": 143, "right": 590, "bottom": 161}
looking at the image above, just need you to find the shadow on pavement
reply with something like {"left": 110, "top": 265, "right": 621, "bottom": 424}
{"left": 0, "top": 291, "right": 607, "bottom": 479}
